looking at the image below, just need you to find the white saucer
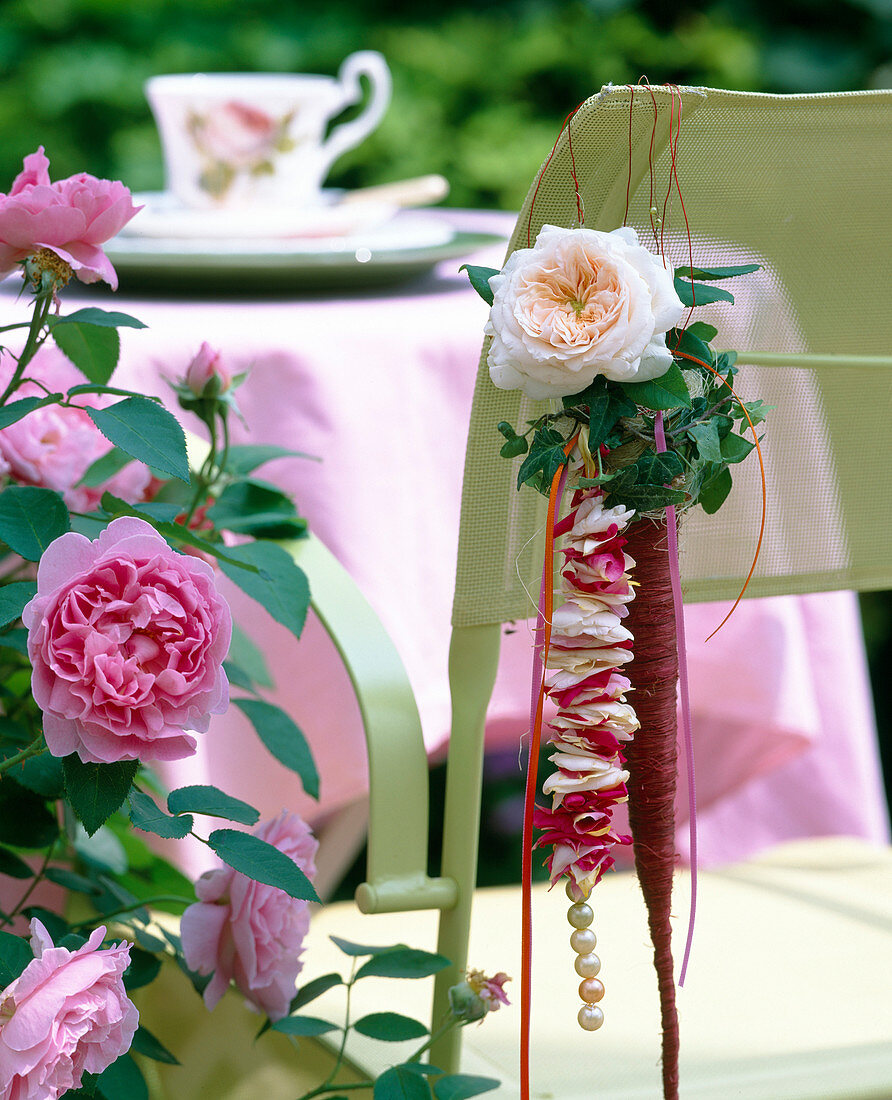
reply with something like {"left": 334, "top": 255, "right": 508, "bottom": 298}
{"left": 123, "top": 190, "right": 400, "bottom": 241}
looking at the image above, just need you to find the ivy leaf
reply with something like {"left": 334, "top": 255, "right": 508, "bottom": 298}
{"left": 355, "top": 947, "right": 450, "bottom": 980}
{"left": 674, "top": 263, "right": 760, "bottom": 280}
{"left": 735, "top": 398, "right": 771, "bottom": 427}
{"left": 88, "top": 398, "right": 189, "bottom": 483}
{"left": 207, "top": 829, "right": 319, "bottom": 902}
{"left": 167, "top": 784, "right": 259, "bottom": 826}
{"left": 354, "top": 1012, "right": 429, "bottom": 1042}
{"left": 720, "top": 432, "right": 755, "bottom": 464}
{"left": 516, "top": 426, "right": 567, "bottom": 491}
{"left": 51, "top": 320, "right": 120, "bottom": 384}
{"left": 633, "top": 450, "right": 684, "bottom": 485}
{"left": 63, "top": 757, "right": 139, "bottom": 837}
{"left": 0, "top": 581, "right": 37, "bottom": 627}
{"left": 607, "top": 483, "right": 686, "bottom": 511}
{"left": 0, "top": 486, "right": 69, "bottom": 560}
{"left": 687, "top": 419, "right": 723, "bottom": 463}
{"left": 674, "top": 279, "right": 735, "bottom": 307}
{"left": 459, "top": 264, "right": 499, "bottom": 305}
{"left": 233, "top": 699, "right": 318, "bottom": 800}
{"left": 698, "top": 467, "right": 733, "bottom": 514}
{"left": 128, "top": 790, "right": 193, "bottom": 840}
{"left": 620, "top": 362, "right": 691, "bottom": 411}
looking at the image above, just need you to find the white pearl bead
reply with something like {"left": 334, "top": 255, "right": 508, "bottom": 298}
{"left": 579, "top": 977, "right": 605, "bottom": 1003}
{"left": 567, "top": 903, "right": 593, "bottom": 929}
{"left": 570, "top": 928, "right": 597, "bottom": 954}
{"left": 565, "top": 880, "right": 586, "bottom": 903}
{"left": 574, "top": 951, "right": 601, "bottom": 978}
{"left": 578, "top": 1004, "right": 605, "bottom": 1032}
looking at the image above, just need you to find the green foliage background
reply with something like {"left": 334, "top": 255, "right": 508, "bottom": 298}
{"left": 0, "top": 0, "right": 890, "bottom": 211}
{"left": 1, "top": 0, "right": 888, "bottom": 828}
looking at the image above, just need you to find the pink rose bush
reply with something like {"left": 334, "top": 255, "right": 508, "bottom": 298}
{"left": 0, "top": 920, "right": 137, "bottom": 1100}
{"left": 0, "top": 348, "right": 151, "bottom": 511}
{"left": 0, "top": 147, "right": 140, "bottom": 289}
{"left": 23, "top": 516, "right": 232, "bottom": 764}
{"left": 181, "top": 811, "right": 318, "bottom": 1020}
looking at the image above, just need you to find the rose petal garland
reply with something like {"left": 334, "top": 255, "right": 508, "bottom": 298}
{"left": 532, "top": 484, "right": 638, "bottom": 1027}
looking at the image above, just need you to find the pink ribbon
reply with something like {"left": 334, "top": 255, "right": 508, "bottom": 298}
{"left": 654, "top": 412, "right": 698, "bottom": 986}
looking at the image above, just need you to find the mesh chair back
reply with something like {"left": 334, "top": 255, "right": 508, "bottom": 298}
{"left": 453, "top": 86, "right": 892, "bottom": 627}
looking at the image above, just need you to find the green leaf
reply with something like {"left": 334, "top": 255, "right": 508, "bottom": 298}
{"left": 72, "top": 824, "right": 127, "bottom": 875}
{"left": 224, "top": 444, "right": 317, "bottom": 477}
{"left": 78, "top": 448, "right": 135, "bottom": 489}
{"left": 374, "top": 1064, "right": 432, "bottom": 1100}
{"left": 87, "top": 398, "right": 189, "bottom": 483}
{"left": 167, "top": 784, "right": 259, "bottom": 826}
{"left": 44, "top": 868, "right": 101, "bottom": 894}
{"left": 355, "top": 947, "right": 450, "bottom": 980}
{"left": 459, "top": 264, "right": 499, "bottom": 305}
{"left": 0, "top": 845, "right": 33, "bottom": 879}
{"left": 206, "top": 480, "right": 307, "bottom": 540}
{"left": 52, "top": 320, "right": 120, "bottom": 384}
{"left": 95, "top": 1054, "right": 148, "bottom": 1100}
{"left": 0, "top": 581, "right": 37, "bottom": 627}
{"left": 354, "top": 1012, "right": 429, "bottom": 1041}
{"left": 63, "top": 757, "right": 139, "bottom": 837}
{"left": 698, "top": 467, "right": 733, "bottom": 514}
{"left": 271, "top": 1014, "right": 339, "bottom": 1037}
{"left": 516, "top": 426, "right": 567, "bottom": 491}
{"left": 13, "top": 750, "right": 64, "bottom": 799}
{"left": 0, "top": 930, "right": 32, "bottom": 984}
{"left": 233, "top": 699, "right": 318, "bottom": 800}
{"left": 736, "top": 398, "right": 770, "bottom": 427}
{"left": 674, "top": 263, "right": 760, "bottom": 281}
{"left": 686, "top": 321, "right": 718, "bottom": 342}
{"left": 434, "top": 1074, "right": 501, "bottom": 1100}
{"left": 720, "top": 432, "right": 755, "bottom": 464}
{"left": 499, "top": 435, "right": 528, "bottom": 458}
{"left": 227, "top": 623, "right": 274, "bottom": 689}
{"left": 608, "top": 483, "right": 686, "bottom": 511}
{"left": 671, "top": 326, "right": 714, "bottom": 369}
{"left": 217, "top": 541, "right": 310, "bottom": 641}
{"left": 0, "top": 781, "right": 59, "bottom": 848}
{"left": 687, "top": 419, "right": 722, "bottom": 463}
{"left": 620, "top": 362, "right": 692, "bottom": 411}
{"left": 128, "top": 790, "right": 193, "bottom": 839}
{"left": 207, "top": 829, "right": 320, "bottom": 902}
{"left": 123, "top": 948, "right": 162, "bottom": 992}
{"left": 674, "top": 279, "right": 735, "bottom": 307}
{"left": 53, "top": 308, "right": 147, "bottom": 330}
{"left": 330, "top": 935, "right": 400, "bottom": 957}
{"left": 291, "top": 972, "right": 343, "bottom": 1010}
{"left": 130, "top": 1024, "right": 179, "bottom": 1064}
{"left": 0, "top": 395, "right": 62, "bottom": 430}
{"left": 633, "top": 451, "right": 684, "bottom": 485}
{"left": 0, "top": 486, "right": 69, "bottom": 560}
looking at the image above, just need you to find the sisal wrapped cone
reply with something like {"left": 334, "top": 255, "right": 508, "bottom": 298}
{"left": 622, "top": 514, "right": 681, "bottom": 1100}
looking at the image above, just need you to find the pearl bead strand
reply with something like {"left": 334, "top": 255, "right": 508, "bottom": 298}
{"left": 566, "top": 880, "right": 604, "bottom": 1030}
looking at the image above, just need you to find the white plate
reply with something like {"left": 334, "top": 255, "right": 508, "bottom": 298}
{"left": 123, "top": 189, "right": 400, "bottom": 241}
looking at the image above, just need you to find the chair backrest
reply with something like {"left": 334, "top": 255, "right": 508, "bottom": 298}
{"left": 349, "top": 86, "right": 892, "bottom": 1072}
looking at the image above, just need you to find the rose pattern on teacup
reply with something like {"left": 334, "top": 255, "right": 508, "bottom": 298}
{"left": 186, "top": 101, "right": 298, "bottom": 200}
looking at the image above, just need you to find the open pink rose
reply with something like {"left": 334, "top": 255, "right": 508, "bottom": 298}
{"left": 0, "top": 147, "right": 140, "bottom": 289}
{"left": 0, "top": 919, "right": 137, "bottom": 1100}
{"left": 181, "top": 811, "right": 318, "bottom": 1021}
{"left": 0, "top": 348, "right": 151, "bottom": 511}
{"left": 23, "top": 516, "right": 231, "bottom": 764}
{"left": 185, "top": 342, "right": 231, "bottom": 396}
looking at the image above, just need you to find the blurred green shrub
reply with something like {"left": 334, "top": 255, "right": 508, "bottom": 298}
{"left": 0, "top": 0, "right": 889, "bottom": 209}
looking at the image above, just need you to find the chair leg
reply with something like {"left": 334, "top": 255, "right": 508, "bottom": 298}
{"left": 431, "top": 624, "right": 502, "bottom": 1073}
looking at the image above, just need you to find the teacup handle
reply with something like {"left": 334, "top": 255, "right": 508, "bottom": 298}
{"left": 318, "top": 51, "right": 392, "bottom": 173}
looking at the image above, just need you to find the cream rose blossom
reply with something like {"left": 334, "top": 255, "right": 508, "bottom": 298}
{"left": 485, "top": 224, "right": 685, "bottom": 398}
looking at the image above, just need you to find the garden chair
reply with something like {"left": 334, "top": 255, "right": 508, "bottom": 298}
{"left": 146, "top": 86, "right": 892, "bottom": 1099}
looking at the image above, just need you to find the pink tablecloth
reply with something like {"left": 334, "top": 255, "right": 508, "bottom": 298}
{"left": 7, "top": 210, "right": 888, "bottom": 874}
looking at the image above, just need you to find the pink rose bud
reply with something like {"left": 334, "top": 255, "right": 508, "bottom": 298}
{"left": 0, "top": 920, "right": 138, "bottom": 1100}
{"left": 0, "top": 147, "right": 140, "bottom": 290}
{"left": 181, "top": 811, "right": 318, "bottom": 1021}
{"left": 185, "top": 342, "right": 231, "bottom": 396}
{"left": 22, "top": 516, "right": 232, "bottom": 764}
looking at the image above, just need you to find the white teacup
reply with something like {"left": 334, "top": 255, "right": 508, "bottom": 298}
{"left": 145, "top": 51, "right": 392, "bottom": 210}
